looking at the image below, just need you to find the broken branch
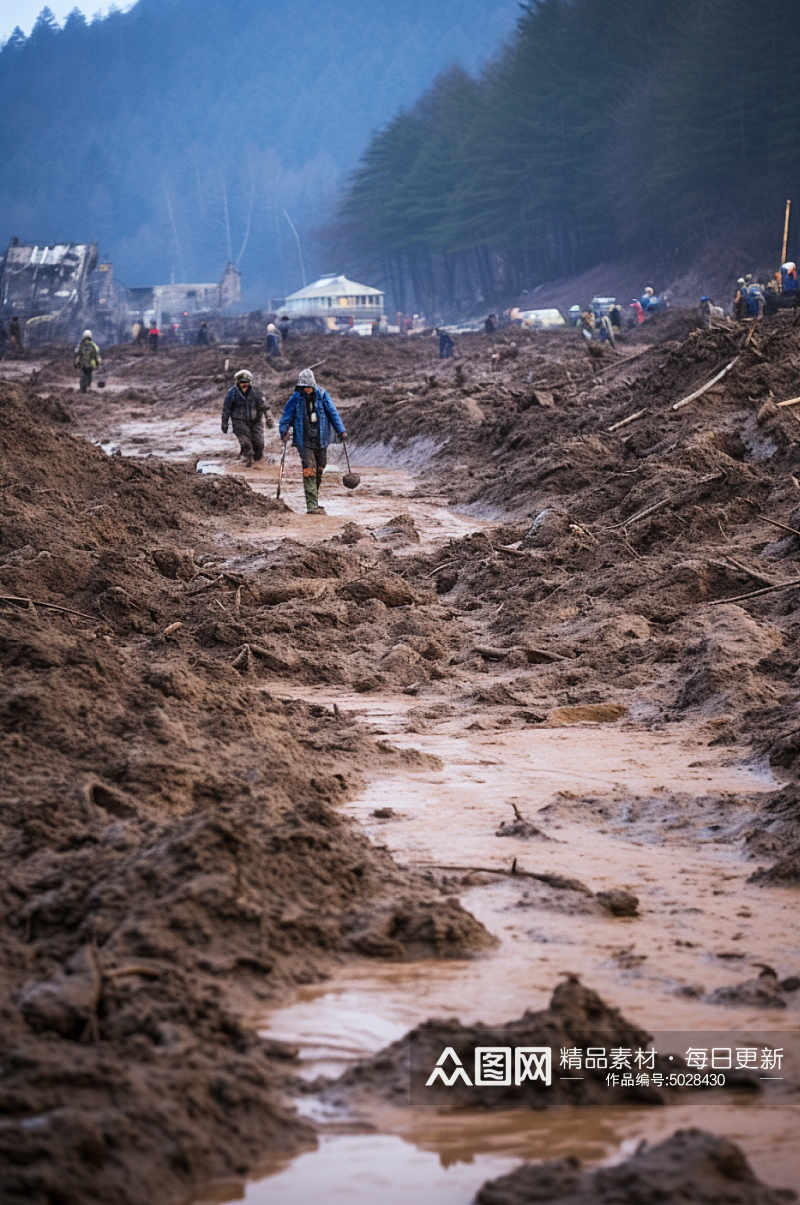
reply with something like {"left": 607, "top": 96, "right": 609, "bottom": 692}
{"left": 706, "top": 578, "right": 800, "bottom": 606}
{"left": 0, "top": 595, "right": 96, "bottom": 622}
{"left": 756, "top": 514, "right": 800, "bottom": 540}
{"left": 607, "top": 407, "right": 648, "bottom": 433}
{"left": 671, "top": 358, "right": 739, "bottom": 410}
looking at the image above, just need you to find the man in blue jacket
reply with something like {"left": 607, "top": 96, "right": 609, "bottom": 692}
{"left": 279, "top": 368, "right": 347, "bottom": 514}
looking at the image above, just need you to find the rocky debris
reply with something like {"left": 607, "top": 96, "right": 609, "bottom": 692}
{"left": 345, "top": 897, "right": 496, "bottom": 959}
{"left": 474, "top": 1128, "right": 797, "bottom": 1205}
{"left": 706, "top": 967, "right": 791, "bottom": 1009}
{"left": 521, "top": 508, "right": 571, "bottom": 548}
{"left": 596, "top": 889, "right": 640, "bottom": 917}
{"left": 749, "top": 850, "right": 800, "bottom": 886}
{"left": 496, "top": 818, "right": 550, "bottom": 839}
{"left": 374, "top": 512, "right": 421, "bottom": 544}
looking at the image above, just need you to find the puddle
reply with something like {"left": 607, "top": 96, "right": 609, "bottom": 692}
{"left": 236, "top": 706, "right": 799, "bottom": 1201}
{"left": 95, "top": 408, "right": 487, "bottom": 548}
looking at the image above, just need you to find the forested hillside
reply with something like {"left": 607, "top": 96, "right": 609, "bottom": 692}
{"left": 0, "top": 0, "right": 515, "bottom": 300}
{"left": 335, "top": 0, "right": 800, "bottom": 315}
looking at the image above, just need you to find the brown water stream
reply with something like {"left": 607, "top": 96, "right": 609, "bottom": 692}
{"left": 87, "top": 403, "right": 799, "bottom": 1202}
{"left": 223, "top": 697, "right": 799, "bottom": 1202}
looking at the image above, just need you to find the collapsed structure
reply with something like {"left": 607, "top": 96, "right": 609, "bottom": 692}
{"left": 0, "top": 240, "right": 241, "bottom": 344}
{"left": 127, "top": 262, "right": 241, "bottom": 329}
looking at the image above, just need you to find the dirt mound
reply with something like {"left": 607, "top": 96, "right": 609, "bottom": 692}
{"left": 474, "top": 1128, "right": 797, "bottom": 1205}
{"left": 320, "top": 977, "right": 664, "bottom": 1110}
{"left": 0, "top": 381, "right": 494, "bottom": 1205}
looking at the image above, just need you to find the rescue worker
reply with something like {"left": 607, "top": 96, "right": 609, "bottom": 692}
{"left": 746, "top": 278, "right": 765, "bottom": 318}
{"left": 598, "top": 312, "right": 615, "bottom": 347}
{"left": 279, "top": 368, "right": 346, "bottom": 515}
{"left": 196, "top": 321, "right": 210, "bottom": 345}
{"left": 733, "top": 278, "right": 748, "bottom": 321}
{"left": 577, "top": 309, "right": 595, "bottom": 340}
{"left": 148, "top": 321, "right": 159, "bottom": 353}
{"left": 781, "top": 262, "right": 798, "bottom": 294}
{"left": 640, "top": 286, "right": 656, "bottom": 311}
{"left": 438, "top": 328, "right": 455, "bottom": 358}
{"left": 278, "top": 315, "right": 291, "bottom": 344}
{"left": 484, "top": 314, "right": 497, "bottom": 334}
{"left": 221, "top": 369, "right": 273, "bottom": 468}
{"left": 74, "top": 329, "right": 101, "bottom": 392}
{"left": 266, "top": 323, "right": 282, "bottom": 358}
{"left": 9, "top": 316, "right": 22, "bottom": 351}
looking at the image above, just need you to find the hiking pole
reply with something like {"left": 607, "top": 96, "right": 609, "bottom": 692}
{"left": 276, "top": 439, "right": 287, "bottom": 500}
{"left": 341, "top": 439, "right": 361, "bottom": 490}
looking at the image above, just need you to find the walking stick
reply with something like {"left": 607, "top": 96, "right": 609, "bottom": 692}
{"left": 276, "top": 439, "right": 287, "bottom": 500}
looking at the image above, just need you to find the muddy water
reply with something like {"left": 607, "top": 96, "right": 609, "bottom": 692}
{"left": 242, "top": 702, "right": 799, "bottom": 1200}
{"left": 91, "top": 402, "right": 799, "bottom": 1200}
{"left": 101, "top": 411, "right": 487, "bottom": 548}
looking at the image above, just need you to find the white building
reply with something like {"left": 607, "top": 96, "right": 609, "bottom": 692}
{"left": 128, "top": 262, "right": 241, "bottom": 325}
{"left": 282, "top": 274, "right": 384, "bottom": 320}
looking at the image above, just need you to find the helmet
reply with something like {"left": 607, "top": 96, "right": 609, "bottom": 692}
{"left": 234, "top": 369, "right": 252, "bottom": 383}
{"left": 297, "top": 368, "right": 316, "bottom": 388}
{"left": 267, "top": 323, "right": 277, "bottom": 332}
{"left": 644, "top": 287, "right": 654, "bottom": 296}
{"left": 83, "top": 329, "right": 92, "bottom": 339}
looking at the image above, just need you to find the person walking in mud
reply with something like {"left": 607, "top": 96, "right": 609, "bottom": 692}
{"left": 221, "top": 369, "right": 274, "bottom": 468}
{"left": 9, "top": 316, "right": 23, "bottom": 352}
{"left": 74, "top": 329, "right": 101, "bottom": 392}
{"left": 265, "top": 322, "right": 282, "bottom": 359}
{"left": 279, "top": 368, "right": 347, "bottom": 515}
{"left": 148, "top": 321, "right": 159, "bottom": 353}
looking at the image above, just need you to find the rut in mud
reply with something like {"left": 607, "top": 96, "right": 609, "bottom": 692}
{"left": 1, "top": 313, "right": 799, "bottom": 1204}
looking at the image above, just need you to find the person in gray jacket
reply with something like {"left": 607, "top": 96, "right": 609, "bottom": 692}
{"left": 221, "top": 369, "right": 274, "bottom": 467}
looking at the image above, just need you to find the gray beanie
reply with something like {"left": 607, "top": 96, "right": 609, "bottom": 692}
{"left": 297, "top": 368, "right": 316, "bottom": 388}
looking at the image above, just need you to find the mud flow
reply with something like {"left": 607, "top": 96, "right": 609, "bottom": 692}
{"left": 2, "top": 322, "right": 799, "bottom": 1205}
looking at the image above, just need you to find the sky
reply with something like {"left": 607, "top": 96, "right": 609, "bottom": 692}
{"left": 1, "top": 3, "right": 134, "bottom": 43}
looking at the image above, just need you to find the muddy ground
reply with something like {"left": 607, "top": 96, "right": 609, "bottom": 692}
{"left": 1, "top": 311, "right": 799, "bottom": 1203}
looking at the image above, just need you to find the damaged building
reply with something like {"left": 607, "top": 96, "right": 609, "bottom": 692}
{"left": 0, "top": 239, "right": 130, "bottom": 343}
{"left": 0, "top": 240, "right": 242, "bottom": 344}
{"left": 127, "top": 262, "right": 241, "bottom": 329}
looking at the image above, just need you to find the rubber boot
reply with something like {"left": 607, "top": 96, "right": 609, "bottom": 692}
{"left": 303, "top": 475, "right": 319, "bottom": 513}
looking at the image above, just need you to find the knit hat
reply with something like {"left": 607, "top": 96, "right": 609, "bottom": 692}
{"left": 297, "top": 368, "right": 316, "bottom": 388}
{"left": 234, "top": 369, "right": 252, "bottom": 383}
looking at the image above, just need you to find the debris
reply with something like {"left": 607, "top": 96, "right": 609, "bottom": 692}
{"left": 671, "top": 357, "right": 739, "bottom": 410}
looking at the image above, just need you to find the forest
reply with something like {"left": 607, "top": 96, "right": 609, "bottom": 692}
{"left": 0, "top": 0, "right": 515, "bottom": 302}
{"left": 335, "top": 0, "right": 800, "bottom": 316}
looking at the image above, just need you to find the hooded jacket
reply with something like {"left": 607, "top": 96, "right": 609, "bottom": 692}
{"left": 279, "top": 387, "right": 345, "bottom": 449}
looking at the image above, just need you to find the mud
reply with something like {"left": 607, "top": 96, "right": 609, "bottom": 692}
{"left": 475, "top": 1128, "right": 797, "bottom": 1205}
{"left": 318, "top": 977, "right": 670, "bottom": 1111}
{"left": 2, "top": 313, "right": 800, "bottom": 1202}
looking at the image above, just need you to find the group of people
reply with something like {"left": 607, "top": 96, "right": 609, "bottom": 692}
{"left": 732, "top": 263, "right": 798, "bottom": 319}
{"left": 221, "top": 366, "right": 346, "bottom": 515}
